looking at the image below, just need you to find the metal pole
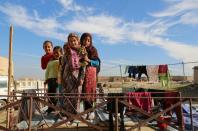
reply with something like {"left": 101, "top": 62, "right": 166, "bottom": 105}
{"left": 182, "top": 61, "right": 185, "bottom": 79}
{"left": 189, "top": 98, "right": 194, "bottom": 131}
{"left": 119, "top": 65, "right": 124, "bottom": 86}
{"left": 6, "top": 25, "right": 13, "bottom": 128}
{"left": 119, "top": 65, "right": 123, "bottom": 78}
{"left": 37, "top": 81, "right": 39, "bottom": 90}
{"left": 28, "top": 97, "right": 33, "bottom": 131}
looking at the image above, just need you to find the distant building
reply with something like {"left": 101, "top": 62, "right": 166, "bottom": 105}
{"left": 15, "top": 78, "right": 45, "bottom": 91}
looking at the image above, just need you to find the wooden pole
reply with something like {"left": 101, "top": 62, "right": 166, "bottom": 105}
{"left": 115, "top": 97, "right": 118, "bottom": 131}
{"left": 6, "top": 25, "right": 13, "bottom": 128}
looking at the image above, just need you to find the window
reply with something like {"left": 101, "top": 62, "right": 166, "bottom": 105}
{"left": 22, "top": 82, "right": 26, "bottom": 86}
{"left": 0, "top": 80, "right": 7, "bottom": 88}
{"left": 28, "top": 82, "right": 31, "bottom": 86}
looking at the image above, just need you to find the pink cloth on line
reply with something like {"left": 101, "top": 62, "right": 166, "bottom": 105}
{"left": 127, "top": 92, "right": 152, "bottom": 113}
{"left": 146, "top": 65, "right": 159, "bottom": 82}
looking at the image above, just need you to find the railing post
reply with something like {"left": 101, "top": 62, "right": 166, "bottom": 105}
{"left": 189, "top": 98, "right": 194, "bottom": 131}
{"left": 179, "top": 92, "right": 185, "bottom": 131}
{"left": 28, "top": 96, "right": 33, "bottom": 131}
{"left": 115, "top": 97, "right": 118, "bottom": 131}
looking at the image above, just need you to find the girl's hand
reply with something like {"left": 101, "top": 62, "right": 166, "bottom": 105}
{"left": 84, "top": 55, "right": 90, "bottom": 62}
{"left": 79, "top": 79, "right": 84, "bottom": 86}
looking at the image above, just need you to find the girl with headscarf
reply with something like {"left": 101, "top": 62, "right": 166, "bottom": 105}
{"left": 80, "top": 32, "right": 101, "bottom": 120}
{"left": 61, "top": 33, "right": 85, "bottom": 119}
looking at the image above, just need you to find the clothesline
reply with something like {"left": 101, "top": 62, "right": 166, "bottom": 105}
{"left": 124, "top": 61, "right": 198, "bottom": 66}
{"left": 101, "top": 61, "right": 198, "bottom": 70}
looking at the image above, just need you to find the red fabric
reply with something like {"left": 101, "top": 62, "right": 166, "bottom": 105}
{"left": 41, "top": 53, "right": 53, "bottom": 70}
{"left": 157, "top": 116, "right": 168, "bottom": 130}
{"left": 164, "top": 92, "right": 184, "bottom": 129}
{"left": 84, "top": 66, "right": 96, "bottom": 102}
{"left": 158, "top": 64, "right": 168, "bottom": 74}
{"left": 127, "top": 92, "right": 152, "bottom": 113}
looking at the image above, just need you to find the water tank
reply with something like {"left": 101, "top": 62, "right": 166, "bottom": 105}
{"left": 193, "top": 66, "right": 198, "bottom": 84}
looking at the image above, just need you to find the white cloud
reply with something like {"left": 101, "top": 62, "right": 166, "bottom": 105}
{"left": 0, "top": 3, "right": 65, "bottom": 41}
{"left": 180, "top": 11, "right": 198, "bottom": 24}
{"left": 151, "top": 0, "right": 198, "bottom": 17}
{"left": 1, "top": 3, "right": 197, "bottom": 63}
{"left": 57, "top": 0, "right": 81, "bottom": 12}
{"left": 65, "top": 15, "right": 127, "bottom": 43}
{"left": 1, "top": 2, "right": 198, "bottom": 76}
{"left": 57, "top": 0, "right": 93, "bottom": 14}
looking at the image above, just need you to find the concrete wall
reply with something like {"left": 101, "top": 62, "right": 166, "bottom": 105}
{"left": 194, "top": 66, "right": 198, "bottom": 84}
{"left": 98, "top": 76, "right": 193, "bottom": 82}
{"left": 171, "top": 76, "right": 193, "bottom": 82}
{"left": 0, "top": 56, "right": 14, "bottom": 76}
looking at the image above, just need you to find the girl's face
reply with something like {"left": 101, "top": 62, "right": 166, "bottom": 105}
{"left": 68, "top": 36, "right": 80, "bottom": 49}
{"left": 53, "top": 49, "right": 62, "bottom": 60}
{"left": 82, "top": 36, "right": 91, "bottom": 47}
{"left": 44, "top": 42, "right": 53, "bottom": 54}
{"left": 63, "top": 45, "right": 67, "bottom": 54}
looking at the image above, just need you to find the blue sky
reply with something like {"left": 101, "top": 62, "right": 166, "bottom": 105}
{"left": 0, "top": 0, "right": 198, "bottom": 79}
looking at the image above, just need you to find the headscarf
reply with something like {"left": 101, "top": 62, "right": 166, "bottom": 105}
{"left": 80, "top": 33, "right": 99, "bottom": 60}
{"left": 64, "top": 33, "right": 80, "bottom": 60}
{"left": 80, "top": 33, "right": 100, "bottom": 73}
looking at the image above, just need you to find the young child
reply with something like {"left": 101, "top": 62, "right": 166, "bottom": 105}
{"left": 61, "top": 33, "right": 85, "bottom": 116}
{"left": 80, "top": 32, "right": 100, "bottom": 120}
{"left": 45, "top": 46, "right": 63, "bottom": 114}
{"left": 41, "top": 40, "right": 54, "bottom": 70}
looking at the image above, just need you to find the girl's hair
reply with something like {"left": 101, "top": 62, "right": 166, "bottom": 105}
{"left": 67, "top": 33, "right": 79, "bottom": 42}
{"left": 53, "top": 46, "right": 63, "bottom": 54}
{"left": 80, "top": 32, "right": 92, "bottom": 46}
{"left": 43, "top": 40, "right": 53, "bottom": 49}
{"left": 63, "top": 42, "right": 68, "bottom": 50}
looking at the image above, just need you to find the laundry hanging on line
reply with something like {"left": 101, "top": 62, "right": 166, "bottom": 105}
{"left": 125, "top": 64, "right": 170, "bottom": 84}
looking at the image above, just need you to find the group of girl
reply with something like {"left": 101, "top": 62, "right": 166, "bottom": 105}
{"left": 41, "top": 32, "right": 100, "bottom": 120}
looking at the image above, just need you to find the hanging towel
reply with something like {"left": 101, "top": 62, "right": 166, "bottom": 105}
{"left": 127, "top": 92, "right": 152, "bottom": 113}
{"left": 158, "top": 64, "right": 168, "bottom": 74}
{"left": 128, "top": 66, "right": 138, "bottom": 78}
{"left": 146, "top": 65, "right": 159, "bottom": 82}
{"left": 137, "top": 66, "right": 149, "bottom": 80}
{"left": 158, "top": 65, "right": 170, "bottom": 87}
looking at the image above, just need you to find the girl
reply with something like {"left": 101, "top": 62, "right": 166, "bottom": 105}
{"left": 61, "top": 33, "right": 85, "bottom": 117}
{"left": 80, "top": 33, "right": 100, "bottom": 120}
{"left": 45, "top": 46, "right": 63, "bottom": 114}
{"left": 41, "top": 40, "right": 54, "bottom": 70}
